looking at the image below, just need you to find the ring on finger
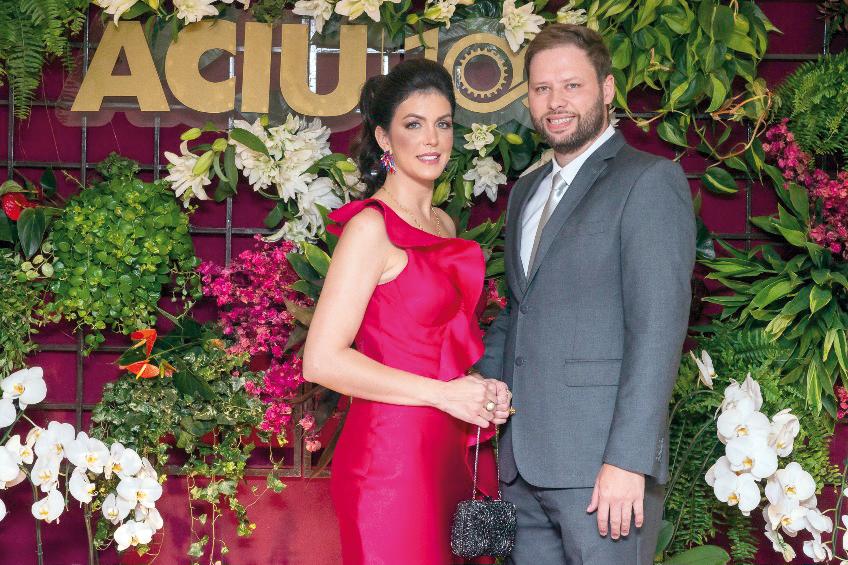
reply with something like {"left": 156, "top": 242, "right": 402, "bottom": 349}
{"left": 485, "top": 401, "right": 496, "bottom": 412}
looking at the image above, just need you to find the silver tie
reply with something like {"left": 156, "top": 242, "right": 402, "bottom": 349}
{"left": 528, "top": 171, "right": 568, "bottom": 270}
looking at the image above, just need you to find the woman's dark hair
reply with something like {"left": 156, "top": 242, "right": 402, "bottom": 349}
{"left": 353, "top": 58, "right": 456, "bottom": 193}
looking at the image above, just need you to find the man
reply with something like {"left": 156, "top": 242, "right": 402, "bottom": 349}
{"left": 474, "top": 24, "right": 696, "bottom": 565}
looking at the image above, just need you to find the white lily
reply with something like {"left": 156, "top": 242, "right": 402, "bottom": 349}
{"left": 102, "top": 493, "right": 134, "bottom": 525}
{"left": 803, "top": 536, "right": 833, "bottom": 562}
{"left": 689, "top": 350, "right": 715, "bottom": 389}
{"left": 31, "top": 455, "right": 61, "bottom": 492}
{"left": 5, "top": 435, "right": 34, "bottom": 465}
{"left": 725, "top": 435, "right": 778, "bottom": 480}
{"left": 31, "top": 489, "right": 64, "bottom": 523}
{"left": 765, "top": 462, "right": 816, "bottom": 504}
{"left": 164, "top": 140, "right": 212, "bottom": 207}
{"left": 69, "top": 468, "right": 96, "bottom": 504}
{"left": 172, "top": 0, "right": 218, "bottom": 24}
{"left": 114, "top": 520, "right": 154, "bottom": 551}
{"left": 463, "top": 156, "right": 507, "bottom": 202}
{"left": 92, "top": 0, "right": 139, "bottom": 24}
{"left": 555, "top": 1, "right": 587, "bottom": 25}
{"left": 0, "top": 398, "right": 15, "bottom": 428}
{"left": 463, "top": 123, "right": 497, "bottom": 156}
{"left": 768, "top": 409, "right": 800, "bottom": 457}
{"left": 118, "top": 476, "right": 163, "bottom": 509}
{"left": 105, "top": 443, "right": 142, "bottom": 480}
{"left": 764, "top": 525, "right": 796, "bottom": 562}
{"left": 500, "top": 0, "right": 545, "bottom": 53}
{"left": 334, "top": 0, "right": 401, "bottom": 22}
{"left": 423, "top": 0, "right": 457, "bottom": 27}
{"left": 716, "top": 406, "right": 770, "bottom": 444}
{"left": 66, "top": 432, "right": 110, "bottom": 475}
{"left": 34, "top": 421, "right": 75, "bottom": 460}
{"left": 293, "top": 0, "right": 336, "bottom": 34}
{"left": 767, "top": 498, "right": 809, "bottom": 535}
{"left": 1, "top": 367, "right": 47, "bottom": 409}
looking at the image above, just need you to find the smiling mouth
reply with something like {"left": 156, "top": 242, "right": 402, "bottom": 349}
{"left": 546, "top": 115, "right": 576, "bottom": 128}
{"left": 417, "top": 154, "right": 441, "bottom": 163}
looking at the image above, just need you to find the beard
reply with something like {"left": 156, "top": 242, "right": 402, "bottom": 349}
{"left": 532, "top": 95, "right": 607, "bottom": 155}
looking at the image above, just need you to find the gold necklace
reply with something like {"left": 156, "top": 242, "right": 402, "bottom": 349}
{"left": 383, "top": 189, "right": 443, "bottom": 237}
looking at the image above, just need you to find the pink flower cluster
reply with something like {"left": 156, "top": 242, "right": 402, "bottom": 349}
{"left": 764, "top": 119, "right": 848, "bottom": 260}
{"left": 198, "top": 236, "right": 312, "bottom": 434}
{"left": 837, "top": 385, "right": 848, "bottom": 420}
{"left": 479, "top": 279, "right": 507, "bottom": 326}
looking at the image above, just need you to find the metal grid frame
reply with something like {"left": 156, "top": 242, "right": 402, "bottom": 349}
{"left": 0, "top": 1, "right": 834, "bottom": 487}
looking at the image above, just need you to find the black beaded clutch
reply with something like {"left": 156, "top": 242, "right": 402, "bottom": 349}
{"left": 450, "top": 426, "right": 516, "bottom": 559}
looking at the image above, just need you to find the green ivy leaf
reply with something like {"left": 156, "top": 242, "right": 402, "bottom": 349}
{"left": 611, "top": 35, "right": 632, "bottom": 69}
{"left": 706, "top": 74, "right": 727, "bottom": 113}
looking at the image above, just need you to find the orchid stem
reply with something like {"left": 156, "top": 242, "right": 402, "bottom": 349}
{"left": 84, "top": 504, "right": 96, "bottom": 565}
{"left": 30, "top": 479, "right": 44, "bottom": 565}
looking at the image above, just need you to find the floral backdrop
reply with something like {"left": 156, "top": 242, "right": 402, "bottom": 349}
{"left": 0, "top": 1, "right": 847, "bottom": 564}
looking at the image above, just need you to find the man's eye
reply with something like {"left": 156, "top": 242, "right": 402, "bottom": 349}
{"left": 567, "top": 83, "right": 580, "bottom": 89}
{"left": 536, "top": 86, "right": 548, "bottom": 93}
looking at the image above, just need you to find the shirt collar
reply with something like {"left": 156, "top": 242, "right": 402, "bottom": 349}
{"left": 550, "top": 124, "right": 616, "bottom": 187}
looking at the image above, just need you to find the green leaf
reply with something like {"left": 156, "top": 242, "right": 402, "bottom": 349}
{"left": 291, "top": 279, "right": 320, "bottom": 300}
{"left": 16, "top": 207, "right": 47, "bottom": 258}
{"left": 787, "top": 183, "right": 809, "bottom": 222}
{"left": 727, "top": 30, "right": 758, "bottom": 57}
{"left": 701, "top": 167, "right": 738, "bottom": 195}
{"left": 121, "top": 1, "right": 154, "bottom": 19}
{"left": 749, "top": 215, "right": 778, "bottom": 235}
{"left": 610, "top": 35, "right": 632, "bottom": 69}
{"left": 229, "top": 128, "right": 269, "bottom": 157}
{"left": 654, "top": 520, "right": 674, "bottom": 558}
{"left": 698, "top": 2, "right": 734, "bottom": 42}
{"left": 775, "top": 225, "right": 807, "bottom": 248}
{"left": 751, "top": 278, "right": 797, "bottom": 309}
{"left": 834, "top": 330, "right": 848, "bottom": 373}
{"left": 40, "top": 169, "right": 56, "bottom": 198}
{"left": 663, "top": 544, "right": 730, "bottom": 565}
{"left": 173, "top": 370, "right": 215, "bottom": 401}
{"left": 302, "top": 242, "right": 331, "bottom": 277}
{"left": 706, "top": 74, "right": 727, "bottom": 113}
{"left": 224, "top": 145, "right": 238, "bottom": 191}
{"left": 657, "top": 119, "right": 688, "bottom": 148}
{"left": 286, "top": 252, "right": 321, "bottom": 283}
{"left": 0, "top": 180, "right": 23, "bottom": 197}
{"left": 809, "top": 285, "right": 832, "bottom": 314}
{"left": 0, "top": 213, "right": 12, "bottom": 243}
{"left": 264, "top": 203, "right": 286, "bottom": 229}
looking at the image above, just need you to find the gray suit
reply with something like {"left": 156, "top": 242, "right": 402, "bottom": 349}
{"left": 476, "top": 132, "right": 695, "bottom": 564}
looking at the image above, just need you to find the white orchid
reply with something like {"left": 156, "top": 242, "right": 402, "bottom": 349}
{"left": 293, "top": 0, "right": 335, "bottom": 33}
{"left": 500, "top": 0, "right": 545, "bottom": 53}
{"left": 92, "top": 0, "right": 139, "bottom": 25}
{"left": 716, "top": 406, "right": 770, "bottom": 444}
{"left": 767, "top": 498, "right": 809, "bottom": 535}
{"left": 0, "top": 498, "right": 5, "bottom": 522}
{"left": 118, "top": 476, "right": 163, "bottom": 509}
{"left": 102, "top": 493, "right": 134, "bottom": 525}
{"left": 26, "top": 426, "right": 44, "bottom": 447}
{"left": 31, "top": 455, "right": 61, "bottom": 492}
{"left": 66, "top": 432, "right": 110, "bottom": 474}
{"left": 803, "top": 537, "right": 833, "bottom": 562}
{"left": 423, "top": 0, "right": 457, "bottom": 27}
{"left": 1, "top": 366, "right": 47, "bottom": 409}
{"left": 114, "top": 520, "right": 154, "bottom": 552}
{"left": 725, "top": 435, "right": 778, "bottom": 480}
{"left": 105, "top": 443, "right": 142, "bottom": 480}
{"left": 0, "top": 445, "right": 21, "bottom": 485}
{"left": 764, "top": 525, "right": 796, "bottom": 562}
{"left": 803, "top": 508, "right": 833, "bottom": 538}
{"left": 31, "top": 489, "right": 64, "bottom": 523}
{"left": 136, "top": 505, "right": 164, "bottom": 531}
{"left": 720, "top": 373, "right": 763, "bottom": 413}
{"left": 765, "top": 462, "right": 816, "bottom": 504}
{"left": 768, "top": 409, "right": 800, "bottom": 457}
{"left": 173, "top": 0, "right": 218, "bottom": 24}
{"left": 138, "top": 457, "right": 158, "bottom": 481}
{"left": 689, "top": 350, "right": 715, "bottom": 389}
{"left": 5, "top": 435, "right": 33, "bottom": 465}
{"left": 69, "top": 468, "right": 96, "bottom": 504}
{"left": 706, "top": 456, "right": 760, "bottom": 515}
{"left": 464, "top": 156, "right": 507, "bottom": 202}
{"left": 463, "top": 123, "right": 497, "bottom": 156}
{"left": 0, "top": 398, "right": 15, "bottom": 428}
{"left": 334, "top": 0, "right": 401, "bottom": 22}
{"left": 34, "top": 421, "right": 75, "bottom": 460}
{"left": 164, "top": 140, "right": 212, "bottom": 207}
{"left": 842, "top": 514, "right": 848, "bottom": 555}
{"left": 555, "top": 0, "right": 587, "bottom": 25}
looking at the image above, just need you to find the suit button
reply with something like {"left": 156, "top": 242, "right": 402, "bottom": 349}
{"left": 519, "top": 304, "right": 528, "bottom": 314}
{"left": 515, "top": 357, "right": 525, "bottom": 366}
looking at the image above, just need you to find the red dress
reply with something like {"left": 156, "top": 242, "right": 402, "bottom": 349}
{"left": 326, "top": 198, "right": 496, "bottom": 565}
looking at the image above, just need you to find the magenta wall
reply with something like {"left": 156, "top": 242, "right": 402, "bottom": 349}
{"left": 0, "top": 2, "right": 846, "bottom": 564}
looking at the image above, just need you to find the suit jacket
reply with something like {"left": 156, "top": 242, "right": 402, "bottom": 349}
{"left": 475, "top": 131, "right": 695, "bottom": 488}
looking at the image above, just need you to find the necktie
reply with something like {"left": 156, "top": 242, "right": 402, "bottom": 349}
{"left": 528, "top": 171, "right": 568, "bottom": 270}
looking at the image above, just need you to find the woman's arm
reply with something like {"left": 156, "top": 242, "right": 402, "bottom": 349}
{"left": 303, "top": 208, "right": 498, "bottom": 428}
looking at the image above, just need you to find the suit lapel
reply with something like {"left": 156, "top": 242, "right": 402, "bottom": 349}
{"left": 506, "top": 163, "right": 551, "bottom": 298}
{"left": 526, "top": 132, "right": 626, "bottom": 285}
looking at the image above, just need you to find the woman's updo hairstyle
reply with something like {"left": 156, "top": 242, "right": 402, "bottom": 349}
{"left": 353, "top": 58, "right": 456, "bottom": 193}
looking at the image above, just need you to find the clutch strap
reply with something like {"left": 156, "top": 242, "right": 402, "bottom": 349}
{"left": 471, "top": 425, "right": 502, "bottom": 501}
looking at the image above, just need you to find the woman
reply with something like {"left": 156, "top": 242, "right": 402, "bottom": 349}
{"left": 302, "top": 58, "right": 512, "bottom": 565}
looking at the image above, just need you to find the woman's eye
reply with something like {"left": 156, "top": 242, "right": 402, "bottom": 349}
{"left": 438, "top": 121, "right": 453, "bottom": 129}
{"left": 405, "top": 122, "right": 420, "bottom": 129}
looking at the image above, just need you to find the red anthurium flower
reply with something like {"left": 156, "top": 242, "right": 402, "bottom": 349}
{"left": 122, "top": 360, "right": 160, "bottom": 379}
{"left": 129, "top": 329, "right": 158, "bottom": 357}
{"left": 1, "top": 193, "right": 37, "bottom": 221}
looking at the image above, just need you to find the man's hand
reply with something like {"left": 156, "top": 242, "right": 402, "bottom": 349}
{"left": 586, "top": 464, "right": 645, "bottom": 539}
{"left": 466, "top": 372, "right": 512, "bottom": 424}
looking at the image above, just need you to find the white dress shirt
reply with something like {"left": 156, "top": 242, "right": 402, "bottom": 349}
{"left": 520, "top": 125, "right": 616, "bottom": 274}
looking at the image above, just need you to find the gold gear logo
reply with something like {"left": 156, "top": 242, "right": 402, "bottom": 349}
{"left": 456, "top": 46, "right": 511, "bottom": 100}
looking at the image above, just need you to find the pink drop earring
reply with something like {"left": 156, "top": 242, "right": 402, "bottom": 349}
{"left": 380, "top": 150, "right": 397, "bottom": 174}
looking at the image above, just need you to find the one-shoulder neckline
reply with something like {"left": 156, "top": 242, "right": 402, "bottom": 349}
{"left": 365, "top": 197, "right": 463, "bottom": 242}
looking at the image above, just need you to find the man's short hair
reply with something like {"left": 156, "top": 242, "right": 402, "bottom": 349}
{"left": 524, "top": 24, "right": 612, "bottom": 83}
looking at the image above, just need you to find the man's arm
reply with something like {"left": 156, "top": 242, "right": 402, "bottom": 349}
{"left": 474, "top": 298, "right": 511, "bottom": 382}
{"left": 602, "top": 158, "right": 695, "bottom": 475}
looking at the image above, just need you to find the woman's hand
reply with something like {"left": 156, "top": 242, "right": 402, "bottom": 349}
{"left": 434, "top": 375, "right": 500, "bottom": 428}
